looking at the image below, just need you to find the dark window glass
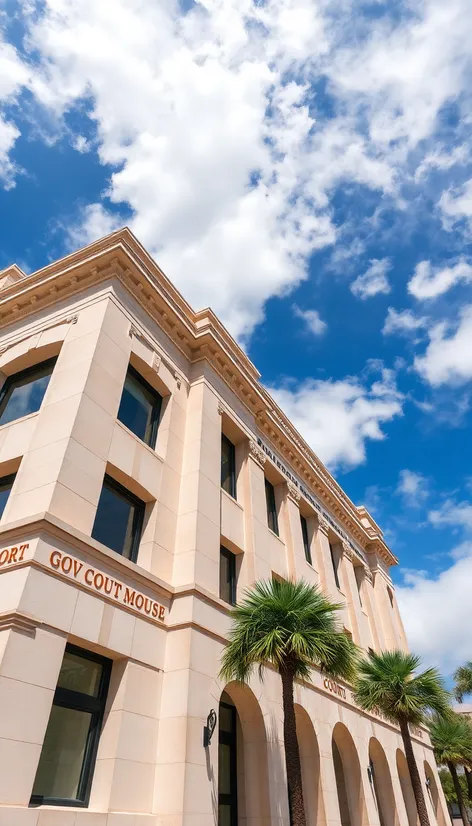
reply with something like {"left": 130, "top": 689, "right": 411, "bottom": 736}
{"left": 218, "top": 697, "right": 238, "bottom": 826}
{"left": 220, "top": 546, "right": 236, "bottom": 605}
{"left": 300, "top": 515, "right": 312, "bottom": 564}
{"left": 0, "top": 358, "right": 56, "bottom": 427}
{"left": 330, "top": 543, "right": 341, "bottom": 589}
{"left": 387, "top": 587, "right": 394, "bottom": 608}
{"left": 31, "top": 644, "right": 111, "bottom": 807}
{"left": 221, "top": 435, "right": 236, "bottom": 499}
{"left": 92, "top": 475, "right": 145, "bottom": 562}
{"left": 0, "top": 473, "right": 15, "bottom": 519}
{"left": 117, "top": 365, "right": 162, "bottom": 449}
{"left": 265, "top": 478, "right": 278, "bottom": 536}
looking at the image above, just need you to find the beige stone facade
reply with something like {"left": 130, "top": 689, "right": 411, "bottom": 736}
{"left": 0, "top": 229, "right": 447, "bottom": 826}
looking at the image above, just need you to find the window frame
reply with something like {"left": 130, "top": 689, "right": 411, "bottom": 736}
{"left": 221, "top": 433, "right": 236, "bottom": 499}
{"left": 30, "top": 643, "right": 112, "bottom": 809}
{"left": 330, "top": 542, "right": 341, "bottom": 590}
{"left": 117, "top": 364, "right": 163, "bottom": 449}
{"left": 92, "top": 474, "right": 145, "bottom": 563}
{"left": 265, "top": 478, "right": 279, "bottom": 536}
{"left": 300, "top": 514, "right": 312, "bottom": 565}
{"left": 0, "top": 357, "right": 57, "bottom": 426}
{"left": 0, "top": 472, "right": 16, "bottom": 519}
{"left": 219, "top": 545, "right": 237, "bottom": 606}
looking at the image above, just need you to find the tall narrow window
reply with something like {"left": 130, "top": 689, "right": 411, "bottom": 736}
{"left": 330, "top": 543, "right": 341, "bottom": 589}
{"left": 265, "top": 478, "right": 279, "bottom": 536}
{"left": 300, "top": 514, "right": 312, "bottom": 565}
{"left": 221, "top": 434, "right": 236, "bottom": 499}
{"left": 0, "top": 358, "right": 56, "bottom": 427}
{"left": 387, "top": 586, "right": 395, "bottom": 608}
{"left": 220, "top": 546, "right": 236, "bottom": 605}
{"left": 31, "top": 644, "right": 111, "bottom": 807}
{"left": 218, "top": 694, "right": 238, "bottom": 826}
{"left": 92, "top": 475, "right": 145, "bottom": 562}
{"left": 117, "top": 365, "right": 162, "bottom": 449}
{"left": 0, "top": 473, "right": 15, "bottom": 519}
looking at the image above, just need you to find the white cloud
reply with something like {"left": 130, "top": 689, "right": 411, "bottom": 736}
{"left": 429, "top": 499, "right": 472, "bottom": 531}
{"left": 382, "top": 307, "right": 428, "bottom": 336}
{"left": 397, "top": 542, "right": 472, "bottom": 674}
{"left": 72, "top": 135, "right": 91, "bottom": 153}
{"left": 439, "top": 179, "right": 472, "bottom": 231}
{"left": 408, "top": 258, "right": 472, "bottom": 300}
{"left": 0, "top": 37, "right": 30, "bottom": 188}
{"left": 64, "top": 203, "right": 122, "bottom": 249}
{"left": 414, "top": 304, "right": 472, "bottom": 386}
{"left": 396, "top": 469, "right": 429, "bottom": 506}
{"left": 268, "top": 367, "right": 403, "bottom": 471}
{"left": 350, "top": 258, "right": 391, "bottom": 300}
{"left": 414, "top": 144, "right": 468, "bottom": 181}
{"left": 292, "top": 305, "right": 327, "bottom": 336}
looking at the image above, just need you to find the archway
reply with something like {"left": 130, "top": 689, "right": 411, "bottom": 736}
{"left": 332, "top": 722, "right": 368, "bottom": 826}
{"left": 368, "top": 738, "right": 398, "bottom": 826}
{"left": 424, "top": 760, "right": 448, "bottom": 826}
{"left": 295, "top": 705, "right": 326, "bottom": 826}
{"left": 396, "top": 750, "right": 418, "bottom": 826}
{"left": 218, "top": 684, "right": 271, "bottom": 826}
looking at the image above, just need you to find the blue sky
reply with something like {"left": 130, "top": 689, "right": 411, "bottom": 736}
{"left": 1, "top": 0, "right": 472, "bottom": 677}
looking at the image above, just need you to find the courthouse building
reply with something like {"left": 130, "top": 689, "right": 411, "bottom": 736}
{"left": 0, "top": 229, "right": 447, "bottom": 826}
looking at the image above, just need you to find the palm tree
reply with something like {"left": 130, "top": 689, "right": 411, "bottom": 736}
{"left": 454, "top": 662, "right": 472, "bottom": 803}
{"left": 219, "top": 578, "right": 358, "bottom": 826}
{"left": 353, "top": 649, "right": 450, "bottom": 826}
{"left": 430, "top": 713, "right": 472, "bottom": 826}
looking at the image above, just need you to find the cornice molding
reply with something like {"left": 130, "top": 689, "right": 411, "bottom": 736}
{"left": 0, "top": 228, "right": 397, "bottom": 567}
{"left": 317, "top": 516, "right": 330, "bottom": 536}
{"left": 0, "top": 610, "right": 38, "bottom": 635}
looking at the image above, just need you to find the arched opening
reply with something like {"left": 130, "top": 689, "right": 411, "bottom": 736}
{"left": 424, "top": 760, "right": 448, "bottom": 826}
{"left": 396, "top": 750, "right": 418, "bottom": 826}
{"left": 332, "top": 722, "right": 368, "bottom": 826}
{"left": 295, "top": 705, "right": 326, "bottom": 826}
{"left": 368, "top": 738, "right": 398, "bottom": 826}
{"left": 218, "top": 684, "right": 270, "bottom": 826}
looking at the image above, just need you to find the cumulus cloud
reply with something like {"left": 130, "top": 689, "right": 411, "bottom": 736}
{"left": 0, "top": 37, "right": 30, "bottom": 187}
{"left": 439, "top": 179, "right": 472, "bottom": 231}
{"left": 414, "top": 304, "right": 472, "bottom": 386}
{"left": 382, "top": 307, "right": 429, "bottom": 336}
{"left": 429, "top": 499, "right": 472, "bottom": 531}
{"left": 396, "top": 469, "right": 429, "bottom": 506}
{"left": 268, "top": 367, "right": 403, "bottom": 471}
{"left": 350, "top": 258, "right": 391, "bottom": 300}
{"left": 408, "top": 258, "right": 472, "bottom": 300}
{"left": 292, "top": 305, "right": 327, "bottom": 336}
{"left": 0, "top": 0, "right": 470, "bottom": 338}
{"left": 397, "top": 541, "right": 472, "bottom": 674}
{"left": 64, "top": 204, "right": 122, "bottom": 249}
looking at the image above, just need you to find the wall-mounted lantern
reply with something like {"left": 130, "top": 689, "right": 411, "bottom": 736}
{"left": 203, "top": 709, "right": 217, "bottom": 747}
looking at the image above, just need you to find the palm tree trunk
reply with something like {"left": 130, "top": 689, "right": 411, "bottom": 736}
{"left": 465, "top": 766, "right": 472, "bottom": 804}
{"left": 448, "top": 762, "right": 470, "bottom": 826}
{"left": 399, "top": 719, "right": 431, "bottom": 826}
{"left": 280, "top": 667, "right": 306, "bottom": 826}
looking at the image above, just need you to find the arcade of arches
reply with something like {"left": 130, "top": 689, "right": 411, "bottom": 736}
{"left": 217, "top": 686, "right": 448, "bottom": 826}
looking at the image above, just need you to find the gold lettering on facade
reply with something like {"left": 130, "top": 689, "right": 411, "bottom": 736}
{"left": 323, "top": 677, "right": 347, "bottom": 699}
{"left": 48, "top": 551, "right": 166, "bottom": 623}
{"left": 0, "top": 543, "right": 29, "bottom": 568}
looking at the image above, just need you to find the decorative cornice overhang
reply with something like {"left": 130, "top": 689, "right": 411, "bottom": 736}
{"left": 0, "top": 228, "right": 397, "bottom": 567}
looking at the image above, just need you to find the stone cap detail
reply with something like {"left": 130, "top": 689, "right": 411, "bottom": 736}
{"left": 249, "top": 440, "right": 266, "bottom": 467}
{"left": 287, "top": 481, "right": 301, "bottom": 503}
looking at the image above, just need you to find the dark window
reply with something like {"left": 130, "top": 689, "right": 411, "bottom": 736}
{"left": 0, "top": 358, "right": 56, "bottom": 427}
{"left": 300, "top": 514, "right": 312, "bottom": 565}
{"left": 219, "top": 696, "right": 238, "bottom": 826}
{"left": 265, "top": 478, "right": 279, "bottom": 536}
{"left": 92, "top": 475, "right": 145, "bottom": 562}
{"left": 387, "top": 587, "right": 394, "bottom": 608}
{"left": 220, "top": 546, "right": 236, "bottom": 605}
{"left": 31, "top": 644, "right": 111, "bottom": 807}
{"left": 0, "top": 473, "right": 15, "bottom": 519}
{"left": 117, "top": 365, "right": 162, "bottom": 449}
{"left": 330, "top": 543, "right": 341, "bottom": 589}
{"left": 221, "top": 434, "right": 236, "bottom": 499}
